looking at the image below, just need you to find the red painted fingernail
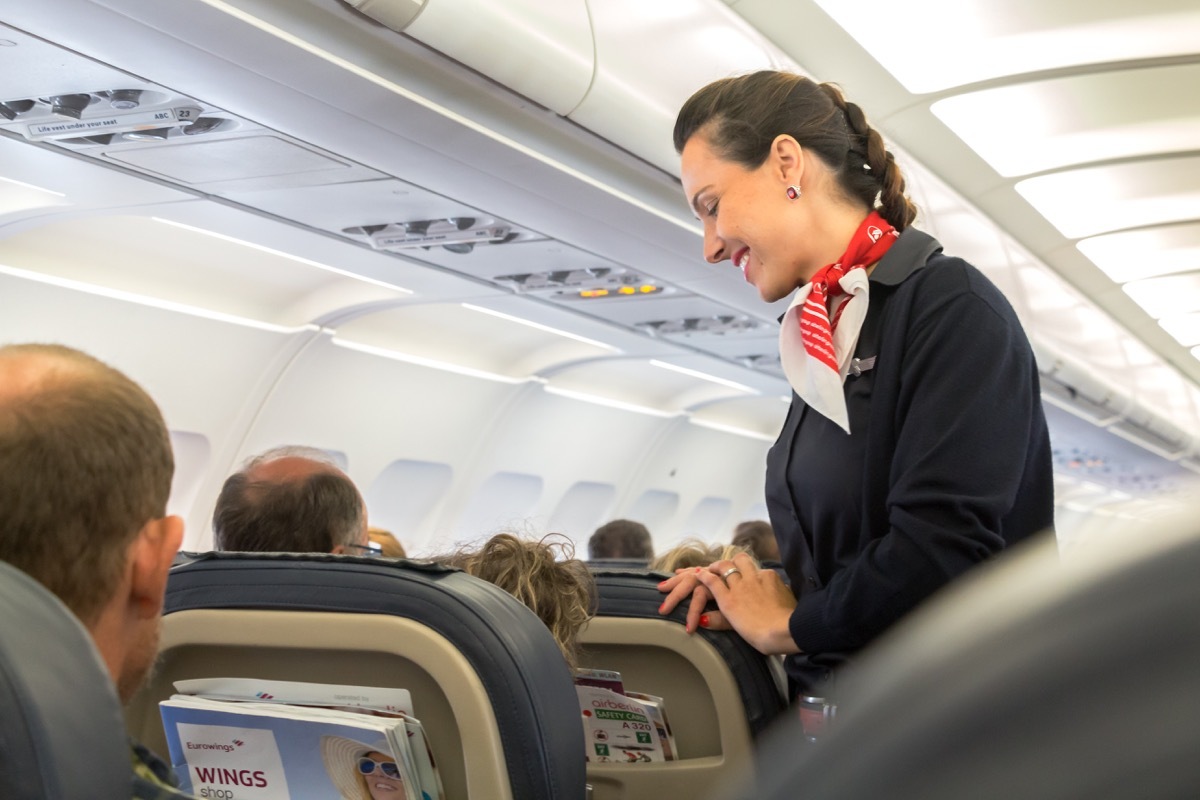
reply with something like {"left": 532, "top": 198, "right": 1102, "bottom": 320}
{"left": 657, "top": 580, "right": 667, "bottom": 588}
{"left": 699, "top": 614, "right": 710, "bottom": 628}
{"left": 695, "top": 567, "right": 702, "bottom": 573}
{"left": 658, "top": 602, "right": 666, "bottom": 613}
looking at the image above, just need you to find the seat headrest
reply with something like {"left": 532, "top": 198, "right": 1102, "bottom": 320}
{"left": 164, "top": 551, "right": 586, "bottom": 800}
{"left": 590, "top": 569, "right": 787, "bottom": 736}
{"left": 747, "top": 525, "right": 1200, "bottom": 800}
{"left": 0, "top": 561, "right": 131, "bottom": 800}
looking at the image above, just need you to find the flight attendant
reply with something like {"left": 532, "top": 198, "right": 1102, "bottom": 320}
{"left": 658, "top": 70, "right": 1054, "bottom": 700}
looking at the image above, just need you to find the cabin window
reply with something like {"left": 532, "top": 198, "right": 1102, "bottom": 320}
{"left": 167, "top": 430, "right": 211, "bottom": 519}
{"left": 364, "top": 459, "right": 453, "bottom": 550}
{"left": 625, "top": 489, "right": 680, "bottom": 535}
{"left": 547, "top": 481, "right": 617, "bottom": 544}
{"left": 455, "top": 471, "right": 544, "bottom": 540}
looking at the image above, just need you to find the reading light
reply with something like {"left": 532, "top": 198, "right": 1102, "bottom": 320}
{"left": 107, "top": 89, "right": 142, "bottom": 110}
{"left": 182, "top": 117, "right": 229, "bottom": 135}
{"left": 47, "top": 93, "right": 93, "bottom": 120}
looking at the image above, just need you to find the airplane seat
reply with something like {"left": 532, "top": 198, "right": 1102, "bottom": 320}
{"left": 125, "top": 551, "right": 586, "bottom": 800}
{"left": 586, "top": 557, "right": 652, "bottom": 570}
{"left": 741, "top": 525, "right": 1200, "bottom": 800}
{"left": 577, "top": 568, "right": 788, "bottom": 800}
{"left": 0, "top": 560, "right": 131, "bottom": 800}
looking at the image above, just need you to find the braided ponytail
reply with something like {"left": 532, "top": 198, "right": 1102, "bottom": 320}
{"left": 674, "top": 71, "right": 918, "bottom": 231}
{"left": 820, "top": 83, "right": 917, "bottom": 230}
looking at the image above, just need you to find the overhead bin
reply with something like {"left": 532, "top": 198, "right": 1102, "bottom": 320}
{"left": 344, "top": 0, "right": 796, "bottom": 173}
{"left": 343, "top": 0, "right": 595, "bottom": 115}
{"left": 566, "top": 1, "right": 790, "bottom": 173}
{"left": 1033, "top": 340, "right": 1132, "bottom": 426}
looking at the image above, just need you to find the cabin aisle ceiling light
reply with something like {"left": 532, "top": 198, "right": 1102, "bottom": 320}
{"left": 1122, "top": 274, "right": 1200, "bottom": 320}
{"left": 930, "top": 65, "right": 1200, "bottom": 177}
{"left": 1015, "top": 156, "right": 1200, "bottom": 239}
{"left": 812, "top": 0, "right": 1200, "bottom": 93}
{"left": 1077, "top": 224, "right": 1200, "bottom": 284}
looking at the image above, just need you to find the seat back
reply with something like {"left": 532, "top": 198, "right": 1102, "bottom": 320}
{"left": 0, "top": 561, "right": 131, "bottom": 800}
{"left": 577, "top": 569, "right": 786, "bottom": 800}
{"left": 746, "top": 526, "right": 1200, "bottom": 800}
{"left": 126, "top": 552, "right": 586, "bottom": 800}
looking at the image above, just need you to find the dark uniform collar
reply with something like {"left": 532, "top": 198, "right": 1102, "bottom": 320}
{"left": 868, "top": 227, "right": 943, "bottom": 286}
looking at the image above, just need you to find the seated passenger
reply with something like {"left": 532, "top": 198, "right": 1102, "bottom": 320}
{"left": 651, "top": 539, "right": 753, "bottom": 574}
{"left": 731, "top": 520, "right": 781, "bottom": 564}
{"left": 0, "top": 343, "right": 194, "bottom": 798}
{"left": 437, "top": 533, "right": 596, "bottom": 668}
{"left": 368, "top": 526, "right": 407, "bottom": 558}
{"left": 588, "top": 519, "right": 655, "bottom": 564}
{"left": 212, "top": 446, "right": 370, "bottom": 554}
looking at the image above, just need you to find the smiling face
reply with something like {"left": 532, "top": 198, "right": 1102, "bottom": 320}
{"left": 680, "top": 133, "right": 814, "bottom": 303}
{"left": 360, "top": 751, "right": 404, "bottom": 799}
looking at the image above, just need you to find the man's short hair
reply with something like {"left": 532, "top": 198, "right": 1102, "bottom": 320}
{"left": 732, "top": 520, "right": 779, "bottom": 562}
{"left": 588, "top": 519, "right": 654, "bottom": 560}
{"left": 212, "top": 447, "right": 365, "bottom": 553}
{"left": 0, "top": 344, "right": 174, "bottom": 624}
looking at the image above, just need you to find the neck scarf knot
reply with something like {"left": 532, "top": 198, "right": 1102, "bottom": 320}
{"left": 779, "top": 211, "right": 899, "bottom": 433}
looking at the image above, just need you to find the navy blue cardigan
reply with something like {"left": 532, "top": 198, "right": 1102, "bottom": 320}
{"left": 766, "top": 228, "right": 1055, "bottom": 695}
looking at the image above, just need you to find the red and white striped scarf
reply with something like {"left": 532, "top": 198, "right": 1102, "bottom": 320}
{"left": 780, "top": 211, "right": 898, "bottom": 433}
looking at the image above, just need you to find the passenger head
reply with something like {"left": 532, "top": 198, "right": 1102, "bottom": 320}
{"left": 588, "top": 519, "right": 654, "bottom": 561}
{"left": 0, "top": 343, "right": 182, "bottom": 701}
{"left": 674, "top": 70, "right": 917, "bottom": 301}
{"left": 367, "top": 527, "right": 406, "bottom": 558}
{"left": 439, "top": 533, "right": 596, "bottom": 669}
{"left": 650, "top": 539, "right": 755, "bottom": 574}
{"left": 732, "top": 520, "right": 781, "bottom": 563}
{"left": 212, "top": 446, "right": 368, "bottom": 554}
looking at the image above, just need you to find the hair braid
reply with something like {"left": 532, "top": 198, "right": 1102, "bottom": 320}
{"left": 818, "top": 82, "right": 917, "bottom": 230}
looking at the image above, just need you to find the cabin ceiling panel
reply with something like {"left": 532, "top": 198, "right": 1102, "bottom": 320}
{"left": 333, "top": 302, "right": 618, "bottom": 380}
{"left": 0, "top": 136, "right": 191, "bottom": 213}
{"left": 0, "top": 215, "right": 406, "bottom": 327}
{"left": 1015, "top": 155, "right": 1200, "bottom": 239}
{"left": 931, "top": 64, "right": 1200, "bottom": 178}
{"left": 1078, "top": 223, "right": 1200, "bottom": 284}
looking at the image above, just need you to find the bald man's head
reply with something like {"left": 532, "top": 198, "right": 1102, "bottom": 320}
{"left": 0, "top": 344, "right": 174, "bottom": 624}
{"left": 212, "top": 447, "right": 367, "bottom": 553}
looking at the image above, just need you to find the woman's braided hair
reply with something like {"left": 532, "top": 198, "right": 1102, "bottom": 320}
{"left": 673, "top": 70, "right": 917, "bottom": 231}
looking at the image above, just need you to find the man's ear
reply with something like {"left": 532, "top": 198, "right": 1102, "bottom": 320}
{"left": 128, "top": 515, "right": 185, "bottom": 620}
{"left": 770, "top": 134, "right": 806, "bottom": 186}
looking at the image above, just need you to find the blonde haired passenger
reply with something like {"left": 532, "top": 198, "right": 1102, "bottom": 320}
{"left": 367, "top": 527, "right": 406, "bottom": 558}
{"left": 438, "top": 533, "right": 596, "bottom": 669}
{"left": 651, "top": 539, "right": 756, "bottom": 574}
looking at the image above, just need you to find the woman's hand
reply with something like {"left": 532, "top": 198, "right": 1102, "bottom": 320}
{"left": 658, "top": 553, "right": 802, "bottom": 655}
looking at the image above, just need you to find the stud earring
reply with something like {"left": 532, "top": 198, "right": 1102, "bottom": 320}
{"left": 786, "top": 185, "right": 802, "bottom": 200}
